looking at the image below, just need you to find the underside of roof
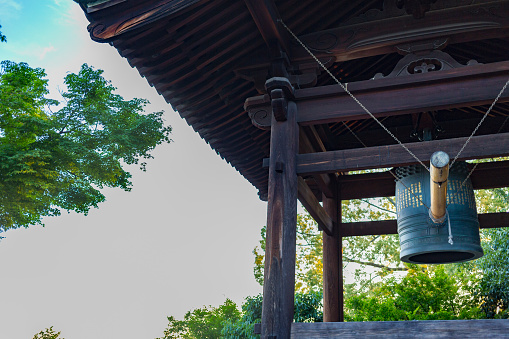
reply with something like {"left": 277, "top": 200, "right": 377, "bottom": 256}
{"left": 79, "top": 0, "right": 509, "bottom": 200}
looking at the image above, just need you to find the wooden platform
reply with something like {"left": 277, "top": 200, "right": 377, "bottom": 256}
{"left": 291, "top": 319, "right": 509, "bottom": 338}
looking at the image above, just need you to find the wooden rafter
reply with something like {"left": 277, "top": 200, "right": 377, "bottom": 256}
{"left": 239, "top": 1, "right": 509, "bottom": 68}
{"left": 243, "top": 0, "right": 291, "bottom": 57}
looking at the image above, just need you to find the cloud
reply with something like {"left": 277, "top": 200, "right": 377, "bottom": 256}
{"left": 4, "top": 42, "right": 56, "bottom": 60}
{"left": 48, "top": 0, "right": 82, "bottom": 27}
{"left": 0, "top": 0, "right": 22, "bottom": 20}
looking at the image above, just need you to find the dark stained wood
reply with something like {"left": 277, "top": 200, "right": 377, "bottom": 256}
{"left": 88, "top": 0, "right": 205, "bottom": 42}
{"left": 340, "top": 171, "right": 396, "bottom": 200}
{"left": 296, "top": 61, "right": 509, "bottom": 126}
{"left": 296, "top": 132, "right": 509, "bottom": 175}
{"left": 262, "top": 100, "right": 298, "bottom": 339}
{"left": 341, "top": 212, "right": 509, "bottom": 237}
{"left": 479, "top": 212, "right": 509, "bottom": 230}
{"left": 341, "top": 219, "right": 398, "bottom": 237}
{"left": 340, "top": 160, "right": 509, "bottom": 200}
{"left": 322, "top": 184, "right": 343, "bottom": 322}
{"left": 291, "top": 319, "right": 509, "bottom": 338}
{"left": 245, "top": 60, "right": 509, "bottom": 128}
{"left": 244, "top": 0, "right": 291, "bottom": 56}
{"left": 299, "top": 128, "right": 335, "bottom": 198}
{"left": 295, "top": 1, "right": 509, "bottom": 63}
{"left": 239, "top": 1, "right": 509, "bottom": 72}
{"left": 298, "top": 177, "right": 333, "bottom": 235}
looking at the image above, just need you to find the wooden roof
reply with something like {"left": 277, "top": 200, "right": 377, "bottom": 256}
{"left": 79, "top": 0, "right": 509, "bottom": 200}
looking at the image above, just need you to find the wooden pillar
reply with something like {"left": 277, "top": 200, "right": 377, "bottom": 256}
{"left": 322, "top": 182, "right": 344, "bottom": 322}
{"left": 261, "top": 97, "right": 299, "bottom": 339}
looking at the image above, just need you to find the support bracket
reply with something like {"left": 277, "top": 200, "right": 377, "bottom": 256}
{"left": 265, "top": 77, "right": 295, "bottom": 122}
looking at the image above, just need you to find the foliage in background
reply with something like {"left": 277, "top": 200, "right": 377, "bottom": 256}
{"left": 161, "top": 171, "right": 509, "bottom": 337}
{"left": 345, "top": 265, "right": 480, "bottom": 321}
{"left": 32, "top": 327, "right": 64, "bottom": 339}
{"left": 0, "top": 61, "right": 171, "bottom": 230}
{"left": 157, "top": 292, "right": 323, "bottom": 339}
{"left": 476, "top": 228, "right": 509, "bottom": 318}
{"left": 475, "top": 183, "right": 509, "bottom": 318}
{"left": 253, "top": 198, "right": 403, "bottom": 294}
{"left": 0, "top": 25, "right": 6, "bottom": 43}
{"left": 156, "top": 299, "right": 241, "bottom": 339}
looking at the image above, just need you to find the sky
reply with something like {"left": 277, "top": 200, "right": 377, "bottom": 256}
{"left": 0, "top": 1, "right": 270, "bottom": 338}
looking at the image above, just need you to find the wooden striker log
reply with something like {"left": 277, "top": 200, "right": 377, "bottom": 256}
{"left": 430, "top": 151, "right": 450, "bottom": 222}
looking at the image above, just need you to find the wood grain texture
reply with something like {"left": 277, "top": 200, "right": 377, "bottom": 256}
{"left": 322, "top": 185, "right": 343, "bottom": 322}
{"left": 296, "top": 61, "right": 509, "bottom": 125}
{"left": 341, "top": 212, "right": 509, "bottom": 237}
{"left": 261, "top": 100, "right": 299, "bottom": 339}
{"left": 291, "top": 319, "right": 509, "bottom": 338}
{"left": 298, "top": 177, "right": 333, "bottom": 235}
{"left": 339, "top": 160, "right": 509, "bottom": 200}
{"left": 294, "top": 1, "right": 509, "bottom": 63}
{"left": 297, "top": 132, "right": 509, "bottom": 175}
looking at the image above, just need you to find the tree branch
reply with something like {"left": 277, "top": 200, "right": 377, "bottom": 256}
{"left": 344, "top": 256, "right": 408, "bottom": 271}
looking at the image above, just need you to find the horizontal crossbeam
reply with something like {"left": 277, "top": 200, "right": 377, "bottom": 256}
{"left": 339, "top": 160, "right": 509, "bottom": 199}
{"left": 341, "top": 212, "right": 509, "bottom": 237}
{"left": 246, "top": 60, "right": 509, "bottom": 128}
{"left": 295, "top": 132, "right": 509, "bottom": 175}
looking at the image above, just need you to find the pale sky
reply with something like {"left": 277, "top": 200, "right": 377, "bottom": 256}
{"left": 0, "top": 1, "right": 269, "bottom": 338}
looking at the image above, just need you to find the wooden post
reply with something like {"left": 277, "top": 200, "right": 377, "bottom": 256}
{"left": 261, "top": 94, "right": 299, "bottom": 338}
{"left": 322, "top": 181, "right": 343, "bottom": 322}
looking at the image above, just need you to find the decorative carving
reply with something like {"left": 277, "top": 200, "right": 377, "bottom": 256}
{"left": 249, "top": 108, "right": 272, "bottom": 130}
{"left": 88, "top": 0, "right": 201, "bottom": 42}
{"left": 396, "top": 0, "right": 438, "bottom": 19}
{"left": 373, "top": 50, "right": 479, "bottom": 79}
{"left": 305, "top": 33, "right": 338, "bottom": 52}
{"left": 302, "top": 27, "right": 371, "bottom": 54}
{"left": 343, "top": 0, "right": 496, "bottom": 25}
{"left": 396, "top": 38, "right": 449, "bottom": 54}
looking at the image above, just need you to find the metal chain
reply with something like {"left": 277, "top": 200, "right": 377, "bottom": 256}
{"left": 278, "top": 19, "right": 431, "bottom": 211}
{"left": 278, "top": 19, "right": 431, "bottom": 172}
{"left": 457, "top": 81, "right": 509, "bottom": 186}
{"left": 450, "top": 78, "right": 509, "bottom": 168}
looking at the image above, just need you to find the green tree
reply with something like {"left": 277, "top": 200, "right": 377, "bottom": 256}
{"left": 0, "top": 61, "right": 171, "bottom": 230}
{"left": 0, "top": 25, "right": 6, "bottom": 42}
{"left": 32, "top": 326, "right": 64, "bottom": 339}
{"left": 345, "top": 265, "right": 480, "bottom": 321}
{"left": 157, "top": 299, "right": 241, "bottom": 339}
{"left": 253, "top": 198, "right": 403, "bottom": 294}
{"left": 476, "top": 227, "right": 509, "bottom": 318}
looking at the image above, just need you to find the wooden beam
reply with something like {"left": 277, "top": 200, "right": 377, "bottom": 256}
{"left": 299, "top": 127, "right": 335, "bottom": 198}
{"left": 296, "top": 61, "right": 509, "bottom": 126}
{"left": 246, "top": 60, "right": 509, "bottom": 128}
{"left": 87, "top": 0, "right": 204, "bottom": 42}
{"left": 341, "top": 212, "right": 509, "bottom": 237}
{"left": 261, "top": 100, "right": 298, "bottom": 339}
{"left": 340, "top": 160, "right": 509, "bottom": 200}
{"left": 296, "top": 1, "right": 509, "bottom": 62}
{"left": 298, "top": 178, "right": 333, "bottom": 235}
{"left": 322, "top": 187, "right": 343, "bottom": 322}
{"left": 291, "top": 319, "right": 509, "bottom": 338}
{"left": 296, "top": 132, "right": 509, "bottom": 175}
{"left": 243, "top": 0, "right": 291, "bottom": 57}
{"left": 239, "top": 1, "right": 509, "bottom": 71}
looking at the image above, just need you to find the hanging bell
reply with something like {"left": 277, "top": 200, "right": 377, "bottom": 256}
{"left": 395, "top": 155, "right": 483, "bottom": 264}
